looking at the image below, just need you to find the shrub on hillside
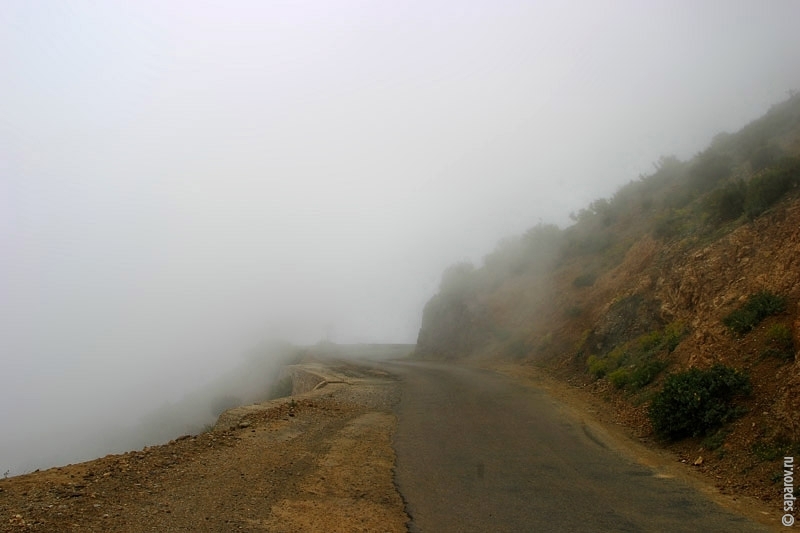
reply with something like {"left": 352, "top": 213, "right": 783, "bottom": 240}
{"left": 608, "top": 367, "right": 630, "bottom": 389}
{"left": 572, "top": 273, "right": 596, "bottom": 288}
{"left": 703, "top": 180, "right": 746, "bottom": 223}
{"left": 608, "top": 360, "right": 669, "bottom": 391}
{"left": 662, "top": 321, "right": 686, "bottom": 353}
{"left": 587, "top": 353, "right": 615, "bottom": 378}
{"left": 653, "top": 209, "right": 688, "bottom": 240}
{"left": 649, "top": 364, "right": 751, "bottom": 440}
{"left": 687, "top": 149, "right": 732, "bottom": 193}
{"left": 749, "top": 143, "right": 785, "bottom": 173}
{"left": 629, "top": 360, "right": 669, "bottom": 390}
{"left": 504, "top": 338, "right": 532, "bottom": 360}
{"left": 723, "top": 291, "right": 787, "bottom": 335}
{"left": 586, "top": 323, "right": 683, "bottom": 390}
{"left": 744, "top": 158, "right": 800, "bottom": 219}
{"left": 762, "top": 323, "right": 795, "bottom": 361}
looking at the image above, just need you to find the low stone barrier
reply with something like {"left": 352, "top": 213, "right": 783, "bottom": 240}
{"left": 213, "top": 363, "right": 351, "bottom": 431}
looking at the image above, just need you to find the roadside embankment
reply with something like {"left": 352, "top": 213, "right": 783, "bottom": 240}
{"left": 0, "top": 359, "right": 408, "bottom": 533}
{"left": 213, "top": 362, "right": 354, "bottom": 431}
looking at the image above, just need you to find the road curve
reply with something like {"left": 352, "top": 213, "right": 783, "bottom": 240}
{"left": 383, "top": 360, "right": 769, "bottom": 533}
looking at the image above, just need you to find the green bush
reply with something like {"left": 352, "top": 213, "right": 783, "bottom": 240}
{"left": 572, "top": 273, "right": 597, "bottom": 287}
{"left": 744, "top": 158, "right": 800, "bottom": 219}
{"left": 752, "top": 440, "right": 783, "bottom": 462}
{"left": 575, "top": 231, "right": 614, "bottom": 254}
{"left": 703, "top": 180, "right": 746, "bottom": 223}
{"left": 723, "top": 291, "right": 787, "bottom": 335}
{"left": 565, "top": 306, "right": 584, "bottom": 318}
{"left": 762, "top": 323, "right": 795, "bottom": 361}
{"left": 749, "top": 143, "right": 784, "bottom": 172}
{"left": 629, "top": 360, "right": 668, "bottom": 390}
{"left": 587, "top": 355, "right": 608, "bottom": 378}
{"left": 701, "top": 428, "right": 730, "bottom": 451}
{"left": 663, "top": 187, "right": 695, "bottom": 210}
{"left": 587, "top": 347, "right": 625, "bottom": 378}
{"left": 648, "top": 364, "right": 751, "bottom": 440}
{"left": 653, "top": 210, "right": 688, "bottom": 240}
{"left": 504, "top": 338, "right": 532, "bottom": 360}
{"left": 598, "top": 359, "right": 666, "bottom": 391}
{"left": 608, "top": 367, "right": 630, "bottom": 389}
{"left": 663, "top": 321, "right": 687, "bottom": 352}
{"left": 586, "top": 324, "right": 682, "bottom": 389}
{"left": 688, "top": 150, "right": 732, "bottom": 193}
{"left": 637, "top": 330, "right": 663, "bottom": 352}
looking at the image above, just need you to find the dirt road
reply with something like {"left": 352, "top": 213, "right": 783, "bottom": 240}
{"left": 386, "top": 360, "right": 773, "bottom": 532}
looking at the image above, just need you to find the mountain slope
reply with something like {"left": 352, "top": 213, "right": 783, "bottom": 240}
{"left": 416, "top": 94, "right": 800, "bottom": 505}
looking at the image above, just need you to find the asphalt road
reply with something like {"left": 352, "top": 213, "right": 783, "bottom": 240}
{"left": 384, "top": 360, "right": 769, "bottom": 533}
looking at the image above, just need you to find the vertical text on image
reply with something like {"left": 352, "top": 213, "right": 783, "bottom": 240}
{"left": 784, "top": 456, "right": 795, "bottom": 527}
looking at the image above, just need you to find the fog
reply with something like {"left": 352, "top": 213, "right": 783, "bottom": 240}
{"left": 2, "top": 1, "right": 800, "bottom": 476}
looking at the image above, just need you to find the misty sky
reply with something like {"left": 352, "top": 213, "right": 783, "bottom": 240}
{"left": 2, "top": 1, "right": 800, "bottom": 473}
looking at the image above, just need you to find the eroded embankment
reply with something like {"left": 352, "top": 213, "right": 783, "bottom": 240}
{"left": 213, "top": 363, "right": 352, "bottom": 431}
{"left": 0, "top": 361, "right": 408, "bottom": 533}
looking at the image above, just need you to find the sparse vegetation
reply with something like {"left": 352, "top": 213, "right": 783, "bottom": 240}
{"left": 607, "top": 367, "right": 630, "bottom": 389}
{"left": 743, "top": 157, "right": 800, "bottom": 219}
{"left": 653, "top": 209, "right": 689, "bottom": 240}
{"left": 586, "top": 322, "right": 683, "bottom": 391}
{"left": 751, "top": 440, "right": 783, "bottom": 462}
{"left": 662, "top": 321, "right": 686, "bottom": 353}
{"left": 606, "top": 359, "right": 669, "bottom": 391}
{"left": 572, "top": 273, "right": 596, "bottom": 288}
{"left": 723, "top": 291, "right": 787, "bottom": 335}
{"left": 687, "top": 149, "right": 733, "bottom": 193}
{"left": 703, "top": 180, "right": 746, "bottom": 223}
{"left": 504, "top": 338, "right": 531, "bottom": 360}
{"left": 587, "top": 354, "right": 611, "bottom": 378}
{"left": 762, "top": 323, "right": 795, "bottom": 361}
{"left": 701, "top": 428, "right": 730, "bottom": 452}
{"left": 648, "top": 364, "right": 751, "bottom": 440}
{"left": 749, "top": 143, "right": 784, "bottom": 172}
{"left": 564, "top": 306, "right": 583, "bottom": 318}
{"left": 628, "top": 360, "right": 669, "bottom": 390}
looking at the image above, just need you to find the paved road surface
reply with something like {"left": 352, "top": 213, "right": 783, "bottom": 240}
{"left": 385, "top": 361, "right": 769, "bottom": 533}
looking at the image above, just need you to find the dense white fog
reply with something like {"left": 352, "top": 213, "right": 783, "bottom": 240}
{"left": 2, "top": 0, "right": 800, "bottom": 475}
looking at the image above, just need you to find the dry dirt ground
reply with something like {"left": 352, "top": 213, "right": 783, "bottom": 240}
{"left": 0, "top": 364, "right": 408, "bottom": 533}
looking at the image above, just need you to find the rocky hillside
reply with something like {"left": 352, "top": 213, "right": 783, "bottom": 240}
{"left": 416, "top": 94, "right": 800, "bottom": 504}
